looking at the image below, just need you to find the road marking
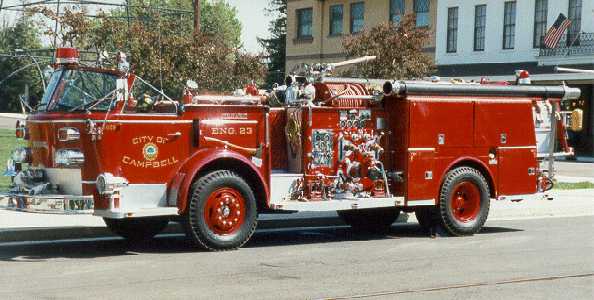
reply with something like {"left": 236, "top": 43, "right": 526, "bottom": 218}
{"left": 319, "top": 273, "right": 594, "bottom": 299}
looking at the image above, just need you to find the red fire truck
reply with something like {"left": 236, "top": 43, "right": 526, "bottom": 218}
{"left": 1, "top": 48, "right": 581, "bottom": 251}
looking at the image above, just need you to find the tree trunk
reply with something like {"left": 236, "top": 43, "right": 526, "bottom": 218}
{"left": 193, "top": 0, "right": 201, "bottom": 34}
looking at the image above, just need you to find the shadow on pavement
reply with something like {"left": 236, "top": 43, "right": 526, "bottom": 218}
{"left": 0, "top": 223, "right": 523, "bottom": 261}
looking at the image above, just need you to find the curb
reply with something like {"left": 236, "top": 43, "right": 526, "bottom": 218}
{"left": 0, "top": 214, "right": 410, "bottom": 244}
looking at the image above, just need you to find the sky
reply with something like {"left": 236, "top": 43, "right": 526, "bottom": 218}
{"left": 226, "top": 0, "right": 274, "bottom": 53}
{"left": 0, "top": 0, "right": 274, "bottom": 53}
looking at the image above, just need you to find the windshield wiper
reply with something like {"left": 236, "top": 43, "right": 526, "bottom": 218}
{"left": 69, "top": 89, "right": 118, "bottom": 112}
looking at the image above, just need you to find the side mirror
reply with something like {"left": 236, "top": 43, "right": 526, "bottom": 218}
{"left": 186, "top": 80, "right": 199, "bottom": 90}
{"left": 116, "top": 78, "right": 129, "bottom": 102}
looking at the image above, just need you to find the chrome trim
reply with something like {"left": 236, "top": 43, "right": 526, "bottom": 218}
{"left": 57, "top": 127, "right": 80, "bottom": 142}
{"left": 269, "top": 196, "right": 405, "bottom": 212}
{"left": 498, "top": 146, "right": 537, "bottom": 149}
{"left": 407, "top": 199, "right": 436, "bottom": 206}
{"left": 537, "top": 152, "right": 573, "bottom": 159}
{"left": 113, "top": 113, "right": 178, "bottom": 117}
{"left": 27, "top": 119, "right": 193, "bottom": 124}
{"left": 0, "top": 193, "right": 93, "bottom": 215}
{"left": 200, "top": 119, "right": 258, "bottom": 125}
{"left": 408, "top": 148, "right": 436, "bottom": 151}
{"left": 265, "top": 112, "right": 270, "bottom": 147}
{"left": 94, "top": 207, "right": 178, "bottom": 219}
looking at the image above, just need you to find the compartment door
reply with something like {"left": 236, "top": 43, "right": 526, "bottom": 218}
{"left": 497, "top": 147, "right": 538, "bottom": 196}
{"left": 407, "top": 150, "right": 436, "bottom": 203}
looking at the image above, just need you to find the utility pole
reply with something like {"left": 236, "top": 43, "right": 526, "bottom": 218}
{"left": 193, "top": 0, "right": 201, "bottom": 34}
{"left": 53, "top": 0, "right": 61, "bottom": 48}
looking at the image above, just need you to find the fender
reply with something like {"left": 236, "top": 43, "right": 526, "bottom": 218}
{"left": 436, "top": 156, "right": 497, "bottom": 202}
{"left": 174, "top": 148, "right": 269, "bottom": 214}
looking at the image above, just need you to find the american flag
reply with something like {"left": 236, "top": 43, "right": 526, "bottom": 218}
{"left": 543, "top": 13, "right": 572, "bottom": 49}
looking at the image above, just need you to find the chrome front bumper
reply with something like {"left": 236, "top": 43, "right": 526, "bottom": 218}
{"left": 0, "top": 192, "right": 93, "bottom": 214}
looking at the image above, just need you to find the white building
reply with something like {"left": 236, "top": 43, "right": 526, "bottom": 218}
{"left": 435, "top": 0, "right": 594, "bottom": 157}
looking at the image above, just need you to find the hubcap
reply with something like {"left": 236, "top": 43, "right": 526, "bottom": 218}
{"left": 449, "top": 181, "right": 481, "bottom": 223}
{"left": 204, "top": 187, "right": 246, "bottom": 235}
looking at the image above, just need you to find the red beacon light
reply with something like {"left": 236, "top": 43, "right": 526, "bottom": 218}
{"left": 55, "top": 48, "right": 80, "bottom": 65}
{"left": 515, "top": 70, "right": 531, "bottom": 85}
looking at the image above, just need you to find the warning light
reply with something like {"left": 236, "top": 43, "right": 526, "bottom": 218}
{"left": 515, "top": 70, "right": 531, "bottom": 85}
{"left": 55, "top": 48, "right": 80, "bottom": 65}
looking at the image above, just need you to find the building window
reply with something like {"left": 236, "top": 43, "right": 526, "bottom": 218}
{"left": 350, "top": 2, "right": 365, "bottom": 34}
{"left": 414, "top": 0, "right": 430, "bottom": 27}
{"left": 533, "top": 0, "right": 548, "bottom": 48}
{"left": 297, "top": 8, "right": 313, "bottom": 39}
{"left": 474, "top": 5, "right": 487, "bottom": 51}
{"left": 330, "top": 5, "right": 343, "bottom": 35}
{"left": 567, "top": 0, "right": 582, "bottom": 46}
{"left": 502, "top": 1, "right": 516, "bottom": 49}
{"left": 446, "top": 7, "right": 458, "bottom": 53}
{"left": 390, "top": 0, "right": 405, "bottom": 24}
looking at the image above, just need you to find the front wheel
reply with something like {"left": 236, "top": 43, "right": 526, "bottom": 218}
{"left": 184, "top": 170, "right": 258, "bottom": 251}
{"left": 104, "top": 217, "right": 169, "bottom": 242}
{"left": 338, "top": 208, "right": 400, "bottom": 232}
{"left": 438, "top": 167, "right": 490, "bottom": 236}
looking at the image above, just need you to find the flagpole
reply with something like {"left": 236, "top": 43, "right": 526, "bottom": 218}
{"left": 565, "top": 31, "right": 582, "bottom": 56}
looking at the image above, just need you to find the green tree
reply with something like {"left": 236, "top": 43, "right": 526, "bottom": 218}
{"left": 259, "top": 0, "right": 287, "bottom": 87}
{"left": 0, "top": 18, "right": 44, "bottom": 112}
{"left": 119, "top": 0, "right": 242, "bottom": 48}
{"left": 26, "top": 1, "right": 264, "bottom": 97}
{"left": 342, "top": 15, "right": 435, "bottom": 79}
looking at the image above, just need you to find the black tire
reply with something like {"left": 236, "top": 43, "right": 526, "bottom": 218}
{"left": 104, "top": 217, "right": 169, "bottom": 241}
{"left": 415, "top": 207, "right": 439, "bottom": 231}
{"left": 438, "top": 167, "right": 490, "bottom": 236}
{"left": 338, "top": 207, "right": 400, "bottom": 232}
{"left": 184, "top": 170, "right": 258, "bottom": 251}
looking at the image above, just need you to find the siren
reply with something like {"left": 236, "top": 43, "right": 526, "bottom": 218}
{"left": 515, "top": 70, "right": 531, "bottom": 85}
{"left": 55, "top": 48, "right": 80, "bottom": 65}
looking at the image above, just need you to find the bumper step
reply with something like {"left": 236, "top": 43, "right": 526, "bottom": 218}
{"left": 0, "top": 193, "right": 93, "bottom": 215}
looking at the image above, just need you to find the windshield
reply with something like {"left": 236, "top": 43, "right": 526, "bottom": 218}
{"left": 38, "top": 69, "right": 118, "bottom": 112}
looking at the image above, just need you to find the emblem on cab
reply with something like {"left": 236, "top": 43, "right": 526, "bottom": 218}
{"left": 143, "top": 143, "right": 159, "bottom": 161}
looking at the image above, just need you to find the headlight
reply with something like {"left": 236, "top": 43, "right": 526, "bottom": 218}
{"left": 54, "top": 149, "right": 84, "bottom": 166}
{"left": 57, "top": 127, "right": 80, "bottom": 142}
{"left": 11, "top": 147, "right": 31, "bottom": 163}
{"left": 96, "top": 173, "right": 128, "bottom": 195}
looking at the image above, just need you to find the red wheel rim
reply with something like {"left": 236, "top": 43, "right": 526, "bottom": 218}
{"left": 203, "top": 187, "right": 246, "bottom": 235}
{"left": 449, "top": 181, "right": 481, "bottom": 223}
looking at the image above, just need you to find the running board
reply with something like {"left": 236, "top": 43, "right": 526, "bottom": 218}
{"left": 270, "top": 197, "right": 405, "bottom": 212}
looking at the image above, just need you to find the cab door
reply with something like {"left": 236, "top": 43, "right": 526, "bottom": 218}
{"left": 110, "top": 115, "right": 193, "bottom": 184}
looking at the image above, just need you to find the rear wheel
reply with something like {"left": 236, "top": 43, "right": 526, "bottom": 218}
{"left": 104, "top": 217, "right": 169, "bottom": 242}
{"left": 184, "top": 170, "right": 258, "bottom": 251}
{"left": 438, "top": 167, "right": 490, "bottom": 236}
{"left": 338, "top": 208, "right": 400, "bottom": 232}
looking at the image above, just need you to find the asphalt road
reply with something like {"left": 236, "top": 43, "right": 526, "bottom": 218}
{"left": 0, "top": 216, "right": 592, "bottom": 299}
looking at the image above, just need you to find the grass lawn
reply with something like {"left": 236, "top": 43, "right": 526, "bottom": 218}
{"left": 0, "top": 128, "right": 24, "bottom": 191}
{"left": 554, "top": 181, "right": 594, "bottom": 190}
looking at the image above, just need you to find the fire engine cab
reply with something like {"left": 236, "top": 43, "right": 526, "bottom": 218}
{"left": 1, "top": 49, "right": 582, "bottom": 251}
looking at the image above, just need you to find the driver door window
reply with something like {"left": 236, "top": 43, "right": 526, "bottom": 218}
{"left": 125, "top": 79, "right": 177, "bottom": 114}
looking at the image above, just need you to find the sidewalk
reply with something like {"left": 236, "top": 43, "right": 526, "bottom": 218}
{"left": 1, "top": 189, "right": 592, "bottom": 243}
{"left": 541, "top": 160, "right": 594, "bottom": 183}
